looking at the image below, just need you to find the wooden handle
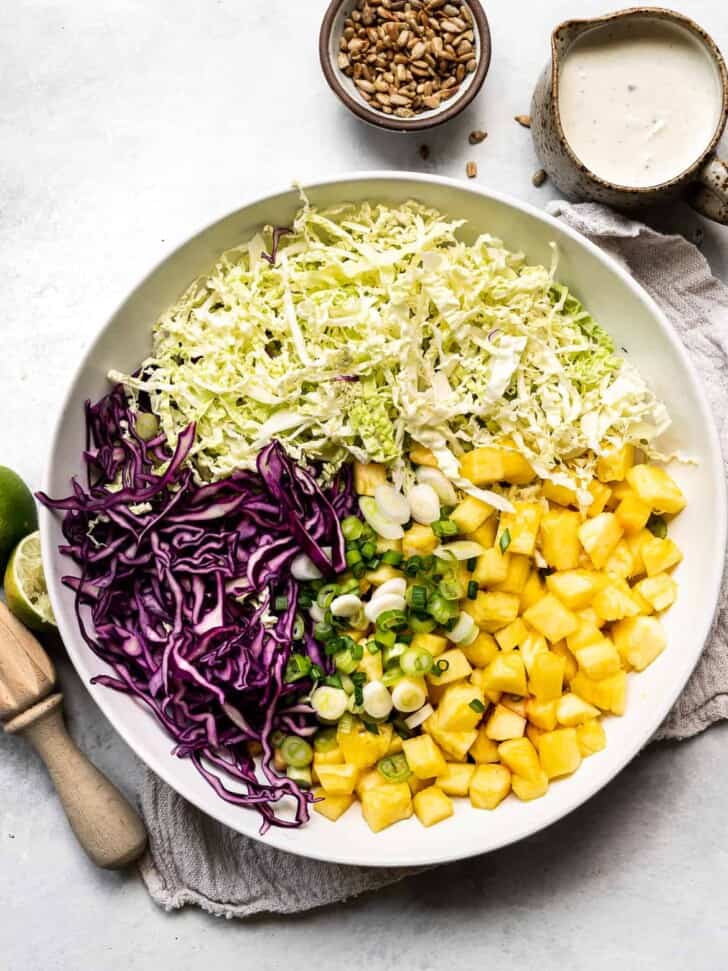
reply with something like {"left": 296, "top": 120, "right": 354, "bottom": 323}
{"left": 0, "top": 601, "right": 56, "bottom": 719}
{"left": 5, "top": 694, "right": 147, "bottom": 869}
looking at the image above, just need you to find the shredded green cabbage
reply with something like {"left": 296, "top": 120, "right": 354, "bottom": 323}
{"left": 111, "top": 198, "right": 670, "bottom": 488}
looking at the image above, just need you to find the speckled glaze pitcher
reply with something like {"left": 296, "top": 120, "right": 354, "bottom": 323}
{"left": 531, "top": 7, "right": 728, "bottom": 224}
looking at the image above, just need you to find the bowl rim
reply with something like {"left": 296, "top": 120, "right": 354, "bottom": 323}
{"left": 40, "top": 172, "right": 727, "bottom": 867}
{"left": 318, "top": 0, "right": 492, "bottom": 132}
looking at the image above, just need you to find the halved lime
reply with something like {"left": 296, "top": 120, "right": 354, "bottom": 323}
{"left": 4, "top": 531, "right": 56, "bottom": 633}
{"left": 0, "top": 466, "right": 37, "bottom": 569}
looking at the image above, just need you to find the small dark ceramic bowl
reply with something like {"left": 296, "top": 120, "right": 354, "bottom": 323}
{"left": 319, "top": 0, "right": 491, "bottom": 132}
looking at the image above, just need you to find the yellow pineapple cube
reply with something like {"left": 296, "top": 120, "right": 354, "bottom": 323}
{"left": 626, "top": 465, "right": 686, "bottom": 515}
{"left": 375, "top": 536, "right": 403, "bottom": 555}
{"left": 575, "top": 719, "right": 607, "bottom": 756}
{"left": 641, "top": 536, "right": 683, "bottom": 576}
{"left": 501, "top": 695, "right": 528, "bottom": 717}
{"left": 410, "top": 632, "right": 448, "bottom": 658}
{"left": 316, "top": 763, "right": 360, "bottom": 796}
{"left": 634, "top": 573, "right": 678, "bottom": 612}
{"left": 498, "top": 737, "right": 541, "bottom": 781}
{"left": 464, "top": 591, "right": 520, "bottom": 632}
{"left": 493, "top": 554, "right": 531, "bottom": 595}
{"left": 538, "top": 728, "right": 582, "bottom": 778}
{"left": 525, "top": 697, "right": 559, "bottom": 731}
{"left": 587, "top": 480, "right": 612, "bottom": 516}
{"left": 604, "top": 539, "right": 635, "bottom": 579}
{"left": 409, "top": 775, "right": 428, "bottom": 796}
{"left": 546, "top": 570, "right": 607, "bottom": 610}
{"left": 578, "top": 513, "right": 624, "bottom": 569}
{"left": 527, "top": 723, "right": 545, "bottom": 748}
{"left": 402, "top": 523, "right": 439, "bottom": 559}
{"left": 312, "top": 787, "right": 354, "bottom": 821}
{"left": 313, "top": 747, "right": 344, "bottom": 767}
{"left": 529, "top": 651, "right": 566, "bottom": 701}
{"left": 511, "top": 769, "right": 549, "bottom": 801}
{"left": 573, "top": 638, "right": 621, "bottom": 679}
{"left": 542, "top": 480, "right": 578, "bottom": 507}
{"left": 451, "top": 495, "right": 493, "bottom": 534}
{"left": 501, "top": 451, "right": 536, "bottom": 486}
{"left": 612, "top": 615, "right": 667, "bottom": 671}
{"left": 436, "top": 682, "right": 485, "bottom": 732}
{"left": 520, "top": 630, "right": 549, "bottom": 675}
{"left": 495, "top": 618, "right": 529, "bottom": 652}
{"left": 576, "top": 606, "right": 606, "bottom": 629}
{"left": 571, "top": 671, "right": 627, "bottom": 715}
{"left": 338, "top": 721, "right": 393, "bottom": 769}
{"left": 469, "top": 728, "right": 500, "bottom": 763}
{"left": 523, "top": 593, "right": 579, "bottom": 642}
{"left": 402, "top": 734, "right": 448, "bottom": 779}
{"left": 556, "top": 693, "right": 601, "bottom": 726}
{"left": 625, "top": 528, "right": 653, "bottom": 577}
{"left": 412, "top": 786, "right": 453, "bottom": 827}
{"left": 473, "top": 548, "right": 510, "bottom": 586}
{"left": 485, "top": 703, "right": 526, "bottom": 740}
{"left": 615, "top": 491, "right": 652, "bottom": 535}
{"left": 436, "top": 762, "right": 476, "bottom": 797}
{"left": 361, "top": 783, "right": 413, "bottom": 832}
{"left": 485, "top": 689, "right": 502, "bottom": 705}
{"left": 597, "top": 444, "right": 635, "bottom": 483}
{"left": 355, "top": 768, "right": 382, "bottom": 799}
{"left": 551, "top": 639, "right": 579, "bottom": 681}
{"left": 410, "top": 443, "right": 438, "bottom": 467}
{"left": 496, "top": 502, "right": 543, "bottom": 556}
{"left": 482, "top": 652, "right": 528, "bottom": 696}
{"left": 462, "top": 631, "right": 498, "bottom": 668}
{"left": 469, "top": 764, "right": 512, "bottom": 809}
{"left": 427, "top": 648, "right": 473, "bottom": 686}
{"left": 459, "top": 447, "right": 505, "bottom": 485}
{"left": 432, "top": 727, "right": 478, "bottom": 762}
{"left": 357, "top": 650, "right": 383, "bottom": 683}
{"left": 520, "top": 570, "right": 546, "bottom": 612}
{"left": 592, "top": 581, "right": 641, "bottom": 622}
{"left": 470, "top": 518, "right": 498, "bottom": 548}
{"left": 540, "top": 509, "right": 582, "bottom": 571}
{"left": 354, "top": 461, "right": 387, "bottom": 496}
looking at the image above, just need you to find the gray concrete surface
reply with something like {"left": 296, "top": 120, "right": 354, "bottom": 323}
{"left": 1, "top": 1, "right": 727, "bottom": 968}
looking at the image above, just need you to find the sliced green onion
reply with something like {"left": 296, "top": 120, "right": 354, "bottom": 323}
{"left": 310, "top": 663, "right": 324, "bottom": 680}
{"left": 360, "top": 540, "right": 377, "bottom": 560}
{"left": 405, "top": 555, "right": 423, "bottom": 577}
{"left": 433, "top": 658, "right": 450, "bottom": 675}
{"left": 337, "top": 712, "right": 356, "bottom": 735}
{"left": 382, "top": 549, "right": 404, "bottom": 566}
{"left": 377, "top": 752, "right": 412, "bottom": 783}
{"left": 392, "top": 718, "right": 413, "bottom": 739}
{"left": 351, "top": 640, "right": 364, "bottom": 661}
{"left": 428, "top": 591, "right": 457, "bottom": 625}
{"left": 466, "top": 556, "right": 477, "bottom": 571}
{"left": 383, "top": 641, "right": 408, "bottom": 668}
{"left": 499, "top": 528, "right": 512, "bottom": 553}
{"left": 409, "top": 613, "right": 437, "bottom": 633}
{"left": 382, "top": 666, "right": 404, "bottom": 687}
{"left": 298, "top": 590, "right": 313, "bottom": 609}
{"left": 364, "top": 721, "right": 380, "bottom": 735}
{"left": 324, "top": 673, "right": 343, "bottom": 689}
{"left": 646, "top": 513, "right": 668, "bottom": 538}
{"left": 352, "top": 562, "right": 366, "bottom": 579}
{"left": 286, "top": 765, "right": 312, "bottom": 788}
{"left": 291, "top": 614, "right": 305, "bottom": 640}
{"left": 438, "top": 576, "right": 464, "bottom": 601}
{"left": 410, "top": 584, "right": 428, "bottom": 611}
{"left": 313, "top": 728, "right": 339, "bottom": 753}
{"left": 367, "top": 556, "right": 381, "bottom": 570}
{"left": 284, "top": 653, "right": 312, "bottom": 682}
{"left": 432, "top": 518, "right": 459, "bottom": 539}
{"left": 271, "top": 729, "right": 286, "bottom": 748}
{"left": 467, "top": 580, "right": 478, "bottom": 600}
{"left": 317, "top": 584, "right": 339, "bottom": 609}
{"left": 341, "top": 516, "right": 364, "bottom": 541}
{"left": 335, "top": 647, "right": 359, "bottom": 674}
{"left": 366, "top": 639, "right": 380, "bottom": 654}
{"left": 345, "top": 549, "right": 363, "bottom": 568}
{"left": 314, "top": 621, "right": 334, "bottom": 642}
{"left": 281, "top": 735, "right": 314, "bottom": 768}
{"left": 374, "top": 629, "right": 396, "bottom": 650}
{"left": 340, "top": 674, "right": 355, "bottom": 695}
{"left": 339, "top": 577, "right": 362, "bottom": 595}
{"left": 134, "top": 411, "right": 159, "bottom": 442}
{"left": 376, "top": 609, "right": 408, "bottom": 633}
{"left": 469, "top": 698, "right": 486, "bottom": 713}
{"left": 400, "top": 646, "right": 434, "bottom": 677}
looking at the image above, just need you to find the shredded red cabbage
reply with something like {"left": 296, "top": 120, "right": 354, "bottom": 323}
{"left": 38, "top": 387, "right": 355, "bottom": 831}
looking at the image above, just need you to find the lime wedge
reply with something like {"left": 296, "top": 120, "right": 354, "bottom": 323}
{"left": 0, "top": 466, "right": 37, "bottom": 569}
{"left": 4, "top": 531, "right": 56, "bottom": 633}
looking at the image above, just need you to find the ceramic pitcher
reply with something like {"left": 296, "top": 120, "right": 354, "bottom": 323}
{"left": 530, "top": 8, "right": 728, "bottom": 224}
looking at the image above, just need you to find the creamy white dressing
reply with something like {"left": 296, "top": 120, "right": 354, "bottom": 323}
{"left": 558, "top": 18, "right": 722, "bottom": 188}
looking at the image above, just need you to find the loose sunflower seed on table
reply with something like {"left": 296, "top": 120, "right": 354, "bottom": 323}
{"left": 337, "top": 0, "right": 479, "bottom": 118}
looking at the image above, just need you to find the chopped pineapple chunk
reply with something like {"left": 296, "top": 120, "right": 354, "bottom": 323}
{"left": 316, "top": 763, "right": 360, "bottom": 796}
{"left": 482, "top": 652, "right": 528, "bottom": 696}
{"left": 402, "top": 734, "right": 448, "bottom": 779}
{"left": 436, "top": 762, "right": 476, "bottom": 797}
{"left": 354, "top": 461, "right": 387, "bottom": 495}
{"left": 546, "top": 570, "right": 606, "bottom": 610}
{"left": 313, "top": 788, "right": 354, "bottom": 821}
{"left": 427, "top": 648, "right": 473, "bottom": 686}
{"left": 556, "top": 693, "right": 601, "bottom": 726}
{"left": 411, "top": 632, "right": 448, "bottom": 658}
{"left": 538, "top": 728, "right": 582, "bottom": 778}
{"left": 626, "top": 465, "right": 686, "bottom": 515}
{"left": 641, "top": 535, "right": 683, "bottom": 576}
{"left": 493, "top": 554, "right": 531, "bottom": 595}
{"left": 520, "top": 570, "right": 546, "bottom": 611}
{"left": 469, "top": 764, "right": 512, "bottom": 809}
{"left": 525, "top": 697, "right": 558, "bottom": 731}
{"left": 523, "top": 593, "right": 579, "bottom": 642}
{"left": 402, "top": 523, "right": 439, "bottom": 558}
{"left": 485, "top": 704, "right": 526, "bottom": 740}
{"left": 473, "top": 547, "right": 510, "bottom": 586}
{"left": 529, "top": 651, "right": 566, "bottom": 701}
{"left": 459, "top": 447, "right": 505, "bottom": 485}
{"left": 587, "top": 480, "right": 612, "bottom": 516}
{"left": 615, "top": 491, "right": 651, "bottom": 535}
{"left": 578, "top": 513, "right": 624, "bottom": 569}
{"left": 339, "top": 722, "right": 392, "bottom": 768}
{"left": 410, "top": 444, "right": 438, "bottom": 467}
{"left": 540, "top": 509, "right": 582, "bottom": 571}
{"left": 596, "top": 444, "right": 635, "bottom": 483}
{"left": 413, "top": 786, "right": 454, "bottom": 827}
{"left": 575, "top": 719, "right": 607, "bottom": 756}
{"left": 496, "top": 502, "right": 543, "bottom": 556}
{"left": 633, "top": 573, "right": 678, "bottom": 612}
{"left": 511, "top": 769, "right": 549, "bottom": 801}
{"left": 464, "top": 591, "right": 521, "bottom": 632}
{"left": 495, "top": 618, "right": 529, "bottom": 652}
{"left": 612, "top": 615, "right": 667, "bottom": 671}
{"left": 451, "top": 495, "right": 493, "bottom": 534}
{"left": 572, "top": 638, "right": 621, "bottom": 680}
{"left": 497, "top": 737, "right": 541, "bottom": 781}
{"left": 469, "top": 727, "right": 501, "bottom": 763}
{"left": 436, "top": 682, "right": 485, "bottom": 732}
{"left": 361, "top": 783, "right": 413, "bottom": 832}
{"left": 462, "top": 631, "right": 498, "bottom": 668}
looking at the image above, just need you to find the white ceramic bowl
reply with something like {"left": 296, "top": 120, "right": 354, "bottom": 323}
{"left": 40, "top": 174, "right": 726, "bottom": 867}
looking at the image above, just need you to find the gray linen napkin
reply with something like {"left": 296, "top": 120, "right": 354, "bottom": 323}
{"left": 138, "top": 202, "right": 728, "bottom": 917}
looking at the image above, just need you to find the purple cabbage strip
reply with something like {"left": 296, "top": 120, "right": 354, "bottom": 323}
{"left": 38, "top": 387, "right": 356, "bottom": 831}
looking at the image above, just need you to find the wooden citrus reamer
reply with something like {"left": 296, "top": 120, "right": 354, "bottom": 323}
{"left": 0, "top": 602, "right": 147, "bottom": 868}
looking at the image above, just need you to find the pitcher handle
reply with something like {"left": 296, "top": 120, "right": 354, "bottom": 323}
{"left": 689, "top": 156, "right": 728, "bottom": 225}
